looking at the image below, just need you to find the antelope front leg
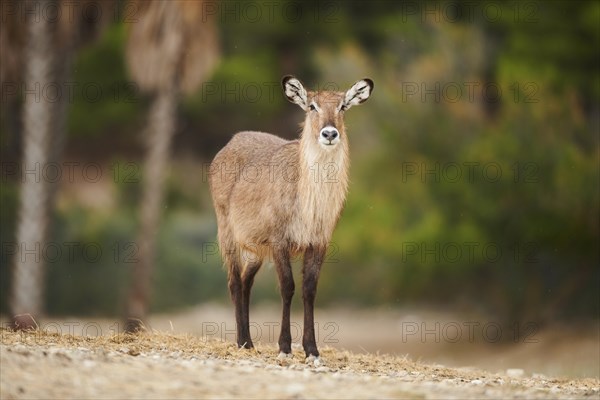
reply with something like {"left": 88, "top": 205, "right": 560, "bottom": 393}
{"left": 227, "top": 261, "right": 249, "bottom": 348}
{"left": 273, "top": 248, "right": 294, "bottom": 356}
{"left": 239, "top": 260, "right": 262, "bottom": 349}
{"left": 302, "top": 245, "right": 326, "bottom": 362}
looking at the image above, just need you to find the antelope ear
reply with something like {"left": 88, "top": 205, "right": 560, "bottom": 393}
{"left": 342, "top": 78, "right": 374, "bottom": 110}
{"left": 282, "top": 75, "right": 308, "bottom": 110}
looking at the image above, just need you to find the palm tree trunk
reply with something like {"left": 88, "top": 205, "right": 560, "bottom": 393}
{"left": 123, "top": 0, "right": 218, "bottom": 331}
{"left": 125, "top": 82, "right": 178, "bottom": 331}
{"left": 10, "top": 0, "right": 56, "bottom": 329}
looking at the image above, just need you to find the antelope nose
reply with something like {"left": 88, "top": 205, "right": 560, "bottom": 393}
{"left": 321, "top": 128, "right": 339, "bottom": 141}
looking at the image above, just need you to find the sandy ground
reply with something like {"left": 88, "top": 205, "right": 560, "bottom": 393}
{"left": 144, "top": 304, "right": 600, "bottom": 379}
{"left": 1, "top": 328, "right": 599, "bottom": 399}
{"left": 0, "top": 305, "right": 598, "bottom": 399}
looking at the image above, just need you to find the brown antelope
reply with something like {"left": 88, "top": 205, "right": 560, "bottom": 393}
{"left": 208, "top": 76, "right": 373, "bottom": 364}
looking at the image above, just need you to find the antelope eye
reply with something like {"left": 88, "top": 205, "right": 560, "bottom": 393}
{"left": 309, "top": 103, "right": 317, "bottom": 112}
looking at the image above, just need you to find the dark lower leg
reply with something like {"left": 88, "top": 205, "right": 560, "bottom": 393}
{"left": 274, "top": 249, "right": 294, "bottom": 354}
{"left": 302, "top": 245, "right": 325, "bottom": 358}
{"left": 227, "top": 263, "right": 247, "bottom": 348}
{"left": 239, "top": 261, "right": 261, "bottom": 348}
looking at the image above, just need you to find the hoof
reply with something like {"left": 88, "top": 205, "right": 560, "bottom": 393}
{"left": 277, "top": 352, "right": 293, "bottom": 366}
{"left": 238, "top": 341, "right": 254, "bottom": 349}
{"left": 277, "top": 352, "right": 293, "bottom": 360}
{"left": 305, "top": 355, "right": 321, "bottom": 367}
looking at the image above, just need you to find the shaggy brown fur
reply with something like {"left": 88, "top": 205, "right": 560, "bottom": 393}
{"left": 209, "top": 76, "right": 373, "bottom": 360}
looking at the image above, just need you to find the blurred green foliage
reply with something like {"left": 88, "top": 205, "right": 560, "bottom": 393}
{"left": 68, "top": 23, "right": 144, "bottom": 139}
{"left": 1, "top": 1, "right": 598, "bottom": 325}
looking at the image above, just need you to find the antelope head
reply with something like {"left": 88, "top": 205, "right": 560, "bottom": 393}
{"left": 282, "top": 76, "right": 374, "bottom": 150}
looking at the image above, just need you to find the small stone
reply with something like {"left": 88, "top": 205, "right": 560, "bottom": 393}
{"left": 54, "top": 351, "right": 72, "bottom": 362}
{"left": 284, "top": 383, "right": 305, "bottom": 396}
{"left": 305, "top": 355, "right": 321, "bottom": 367}
{"left": 506, "top": 368, "right": 524, "bottom": 378}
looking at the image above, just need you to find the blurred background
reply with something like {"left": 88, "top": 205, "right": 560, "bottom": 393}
{"left": 1, "top": 0, "right": 598, "bottom": 377}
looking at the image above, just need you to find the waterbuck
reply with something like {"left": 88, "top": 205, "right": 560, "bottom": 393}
{"left": 208, "top": 76, "right": 373, "bottom": 364}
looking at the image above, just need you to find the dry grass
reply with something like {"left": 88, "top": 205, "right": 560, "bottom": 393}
{"left": 1, "top": 327, "right": 598, "bottom": 399}
{"left": 1, "top": 326, "right": 417, "bottom": 374}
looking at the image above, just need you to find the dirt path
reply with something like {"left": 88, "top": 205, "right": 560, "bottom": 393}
{"left": 1, "top": 328, "right": 598, "bottom": 399}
